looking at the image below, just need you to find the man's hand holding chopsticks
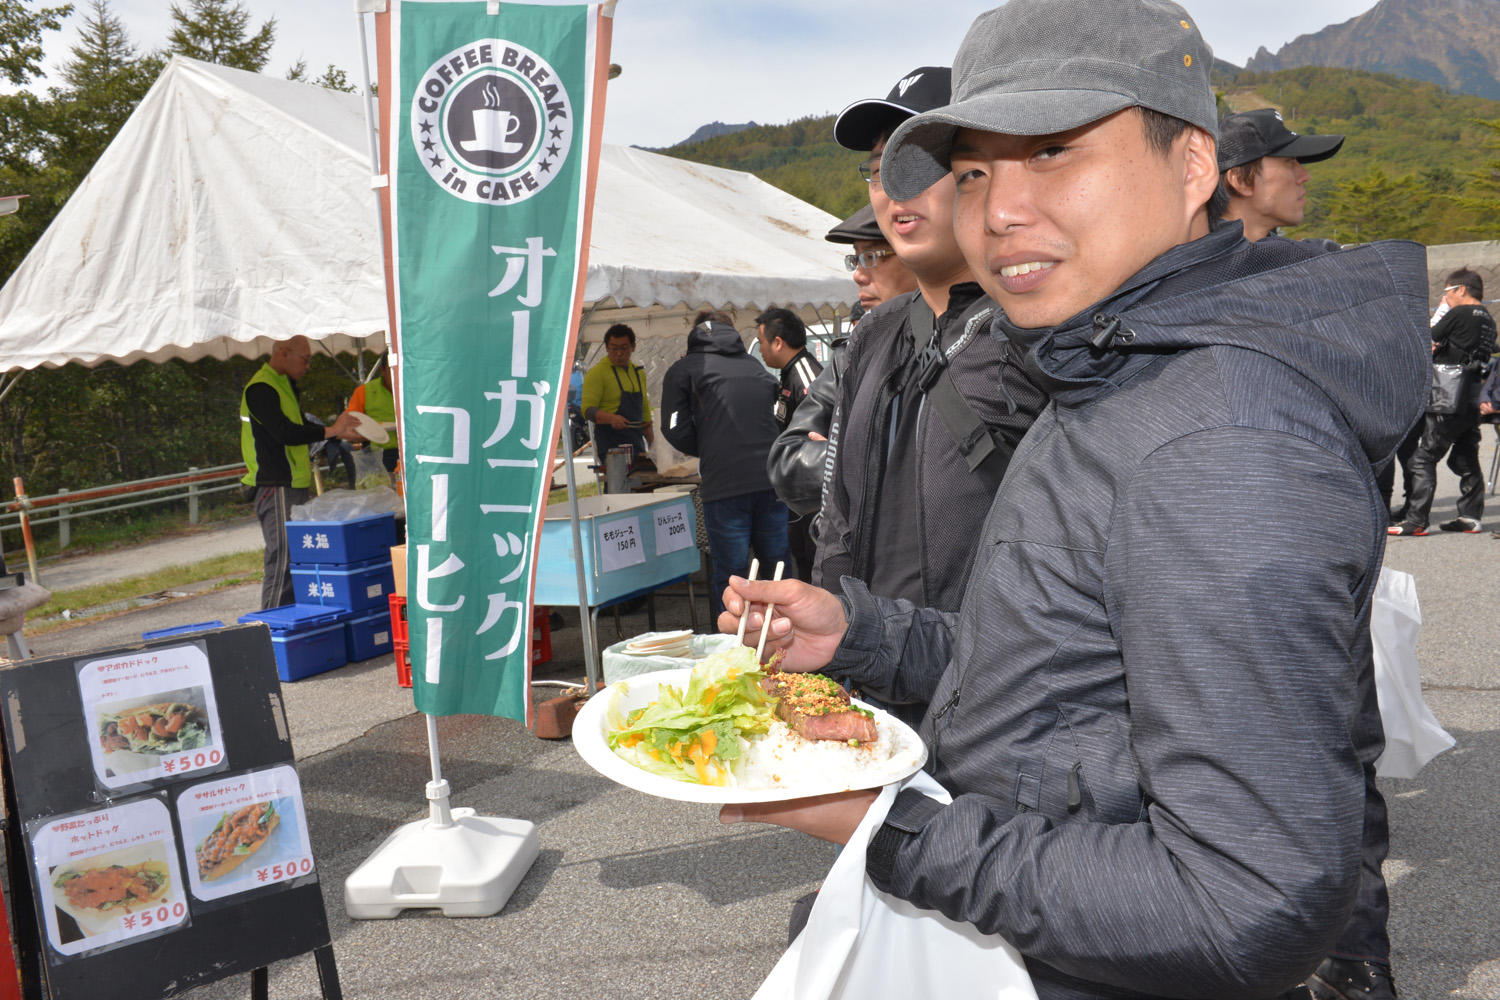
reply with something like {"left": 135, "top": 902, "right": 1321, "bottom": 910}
{"left": 718, "top": 575, "right": 847, "bottom": 672}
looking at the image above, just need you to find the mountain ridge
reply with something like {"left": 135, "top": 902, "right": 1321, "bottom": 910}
{"left": 1245, "top": 0, "right": 1500, "bottom": 100}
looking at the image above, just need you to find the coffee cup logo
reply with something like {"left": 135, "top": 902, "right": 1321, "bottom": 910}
{"left": 410, "top": 40, "right": 574, "bottom": 206}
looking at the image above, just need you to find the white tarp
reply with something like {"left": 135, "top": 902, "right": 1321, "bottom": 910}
{"left": 0, "top": 56, "right": 853, "bottom": 374}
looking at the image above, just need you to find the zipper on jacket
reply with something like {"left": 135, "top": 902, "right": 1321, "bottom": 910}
{"left": 928, "top": 687, "right": 962, "bottom": 768}
{"left": 1067, "top": 761, "right": 1084, "bottom": 813}
{"left": 852, "top": 345, "right": 914, "bottom": 581}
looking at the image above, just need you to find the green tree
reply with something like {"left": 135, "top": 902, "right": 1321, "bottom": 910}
{"left": 314, "top": 65, "right": 355, "bottom": 93}
{"left": 287, "top": 58, "right": 356, "bottom": 93}
{"left": 166, "top": 0, "right": 274, "bottom": 71}
{"left": 1451, "top": 116, "right": 1500, "bottom": 239}
{"left": 50, "top": 0, "right": 161, "bottom": 175}
{"left": 1321, "top": 168, "right": 1434, "bottom": 244}
{"left": 0, "top": 0, "right": 71, "bottom": 85}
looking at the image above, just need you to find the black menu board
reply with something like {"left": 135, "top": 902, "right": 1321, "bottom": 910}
{"left": 1, "top": 625, "right": 339, "bottom": 999}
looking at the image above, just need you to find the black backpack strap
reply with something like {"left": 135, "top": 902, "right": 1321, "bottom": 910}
{"left": 908, "top": 296, "right": 1006, "bottom": 481}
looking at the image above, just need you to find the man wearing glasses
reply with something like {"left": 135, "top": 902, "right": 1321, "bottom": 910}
{"left": 766, "top": 205, "right": 917, "bottom": 547}
{"left": 1391, "top": 268, "right": 1497, "bottom": 536}
{"left": 837, "top": 205, "right": 919, "bottom": 319}
{"left": 814, "top": 67, "right": 1045, "bottom": 675}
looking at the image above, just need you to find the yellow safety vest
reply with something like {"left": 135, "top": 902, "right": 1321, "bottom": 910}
{"left": 240, "top": 363, "right": 313, "bottom": 488}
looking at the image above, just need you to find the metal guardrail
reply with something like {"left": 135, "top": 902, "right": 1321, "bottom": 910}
{"left": 1, "top": 464, "right": 247, "bottom": 551}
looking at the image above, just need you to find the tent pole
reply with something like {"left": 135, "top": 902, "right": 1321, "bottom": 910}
{"left": 355, "top": 8, "right": 390, "bottom": 282}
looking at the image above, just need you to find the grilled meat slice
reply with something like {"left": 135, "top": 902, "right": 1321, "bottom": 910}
{"left": 760, "top": 671, "right": 879, "bottom": 744}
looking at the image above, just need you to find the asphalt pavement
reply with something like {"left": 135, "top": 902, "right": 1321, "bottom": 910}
{"left": 13, "top": 459, "right": 1500, "bottom": 1000}
{"left": 28, "top": 519, "right": 265, "bottom": 594}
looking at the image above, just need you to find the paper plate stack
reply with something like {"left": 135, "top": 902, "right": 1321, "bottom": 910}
{"left": 623, "top": 630, "right": 693, "bottom": 658}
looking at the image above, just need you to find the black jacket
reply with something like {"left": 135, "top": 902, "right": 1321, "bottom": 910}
{"left": 660, "top": 321, "right": 781, "bottom": 502}
{"left": 1431, "top": 303, "right": 1496, "bottom": 368}
{"left": 768, "top": 333, "right": 850, "bottom": 517}
{"left": 774, "top": 348, "right": 823, "bottom": 430}
{"left": 814, "top": 284, "right": 1046, "bottom": 611}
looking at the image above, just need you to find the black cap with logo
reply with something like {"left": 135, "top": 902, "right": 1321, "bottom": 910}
{"left": 1217, "top": 108, "right": 1344, "bottom": 171}
{"left": 833, "top": 67, "right": 953, "bottom": 152}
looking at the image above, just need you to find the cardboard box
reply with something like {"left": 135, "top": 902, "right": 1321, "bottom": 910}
{"left": 390, "top": 544, "right": 407, "bottom": 597}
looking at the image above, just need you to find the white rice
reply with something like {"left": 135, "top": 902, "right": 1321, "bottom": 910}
{"left": 731, "top": 716, "right": 911, "bottom": 790}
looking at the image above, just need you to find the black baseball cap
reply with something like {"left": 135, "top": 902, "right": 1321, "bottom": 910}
{"left": 825, "top": 204, "right": 883, "bottom": 245}
{"left": 834, "top": 66, "right": 952, "bottom": 152}
{"left": 1217, "top": 108, "right": 1344, "bottom": 171}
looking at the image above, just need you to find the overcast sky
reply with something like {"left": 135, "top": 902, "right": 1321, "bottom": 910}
{"left": 38, "top": 0, "right": 1379, "bottom": 148}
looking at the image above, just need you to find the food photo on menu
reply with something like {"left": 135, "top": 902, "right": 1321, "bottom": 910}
{"left": 177, "top": 765, "right": 316, "bottom": 903}
{"left": 195, "top": 798, "right": 284, "bottom": 882}
{"left": 77, "top": 643, "right": 228, "bottom": 790}
{"left": 49, "top": 844, "right": 173, "bottom": 944}
{"left": 31, "top": 798, "right": 190, "bottom": 957}
{"left": 96, "top": 689, "right": 211, "bottom": 773}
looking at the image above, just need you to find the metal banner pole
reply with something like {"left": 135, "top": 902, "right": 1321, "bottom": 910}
{"left": 561, "top": 423, "right": 600, "bottom": 691}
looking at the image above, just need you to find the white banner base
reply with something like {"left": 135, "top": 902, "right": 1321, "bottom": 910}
{"left": 345, "top": 763, "right": 538, "bottom": 919}
{"left": 344, "top": 803, "right": 538, "bottom": 919}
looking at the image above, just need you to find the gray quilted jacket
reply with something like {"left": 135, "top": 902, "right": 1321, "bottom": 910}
{"left": 826, "top": 228, "right": 1430, "bottom": 999}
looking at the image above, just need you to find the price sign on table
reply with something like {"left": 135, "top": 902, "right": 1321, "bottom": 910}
{"left": 597, "top": 516, "right": 646, "bottom": 573}
{"left": 653, "top": 503, "right": 693, "bottom": 555}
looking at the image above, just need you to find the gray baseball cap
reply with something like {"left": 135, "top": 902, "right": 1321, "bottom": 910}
{"left": 881, "top": 0, "right": 1218, "bottom": 202}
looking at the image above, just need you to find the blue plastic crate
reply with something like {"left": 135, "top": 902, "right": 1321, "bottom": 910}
{"left": 237, "top": 605, "right": 348, "bottom": 681}
{"left": 342, "top": 607, "right": 393, "bottom": 662}
{"left": 289, "top": 557, "right": 394, "bottom": 612}
{"left": 142, "top": 621, "right": 224, "bottom": 640}
{"left": 286, "top": 513, "right": 397, "bottom": 566}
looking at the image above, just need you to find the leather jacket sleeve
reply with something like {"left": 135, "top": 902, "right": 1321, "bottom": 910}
{"left": 767, "top": 363, "right": 837, "bottom": 516}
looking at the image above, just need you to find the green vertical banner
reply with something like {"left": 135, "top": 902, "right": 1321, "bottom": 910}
{"left": 389, "top": 0, "right": 608, "bottom": 722}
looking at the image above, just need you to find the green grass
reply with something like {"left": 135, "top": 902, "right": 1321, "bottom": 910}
{"left": 547, "top": 481, "right": 599, "bottom": 505}
{"left": 27, "top": 550, "right": 263, "bottom": 633}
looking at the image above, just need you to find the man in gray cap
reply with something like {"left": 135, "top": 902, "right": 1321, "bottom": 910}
{"left": 718, "top": 2, "right": 1426, "bottom": 999}
{"left": 1219, "top": 107, "right": 1344, "bottom": 242}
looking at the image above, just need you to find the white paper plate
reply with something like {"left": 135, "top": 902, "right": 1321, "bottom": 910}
{"left": 348, "top": 410, "right": 389, "bottom": 445}
{"left": 573, "top": 668, "right": 928, "bottom": 804}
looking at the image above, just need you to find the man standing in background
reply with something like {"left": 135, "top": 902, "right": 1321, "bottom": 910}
{"left": 661, "top": 311, "right": 789, "bottom": 617}
{"left": 767, "top": 206, "right": 922, "bottom": 532}
{"left": 1392, "top": 268, "right": 1497, "bottom": 536}
{"left": 581, "top": 323, "right": 653, "bottom": 463}
{"left": 814, "top": 65, "right": 1045, "bottom": 623}
{"left": 240, "top": 336, "right": 360, "bottom": 610}
{"left": 1218, "top": 107, "right": 1343, "bottom": 242}
{"left": 343, "top": 356, "right": 401, "bottom": 474}
{"left": 756, "top": 307, "right": 823, "bottom": 582}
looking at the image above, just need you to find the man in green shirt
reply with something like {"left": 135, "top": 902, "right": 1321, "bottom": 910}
{"left": 240, "top": 336, "right": 360, "bottom": 609}
{"left": 580, "top": 323, "right": 654, "bottom": 462}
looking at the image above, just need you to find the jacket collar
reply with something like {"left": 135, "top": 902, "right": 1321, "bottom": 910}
{"left": 992, "top": 224, "right": 1246, "bottom": 403}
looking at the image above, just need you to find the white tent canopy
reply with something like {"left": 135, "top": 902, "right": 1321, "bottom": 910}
{"left": 0, "top": 56, "right": 853, "bottom": 376}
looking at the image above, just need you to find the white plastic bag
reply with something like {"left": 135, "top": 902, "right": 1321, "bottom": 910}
{"left": 1371, "top": 567, "right": 1455, "bottom": 778}
{"left": 290, "top": 486, "right": 405, "bottom": 522}
{"left": 600, "top": 632, "right": 741, "bottom": 683}
{"left": 754, "top": 771, "right": 1037, "bottom": 1000}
